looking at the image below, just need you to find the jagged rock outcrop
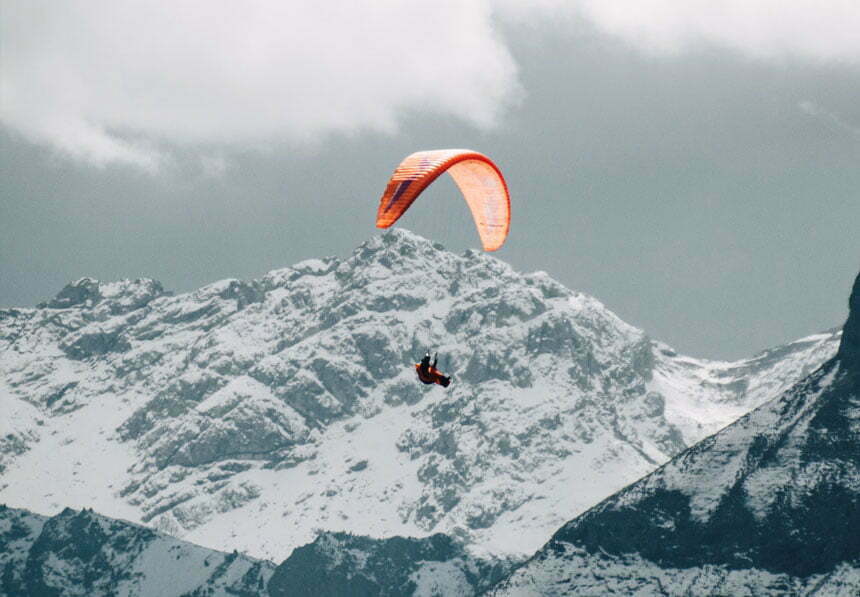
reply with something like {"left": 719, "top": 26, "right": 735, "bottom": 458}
{"left": 491, "top": 272, "right": 860, "bottom": 596}
{"left": 837, "top": 269, "right": 860, "bottom": 363}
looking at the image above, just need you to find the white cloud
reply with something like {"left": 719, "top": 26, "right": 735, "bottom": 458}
{"left": 0, "top": 0, "right": 518, "bottom": 167}
{"left": 506, "top": 0, "right": 860, "bottom": 62}
{"left": 2, "top": 1, "right": 858, "bottom": 168}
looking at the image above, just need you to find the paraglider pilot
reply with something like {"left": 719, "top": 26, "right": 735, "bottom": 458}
{"left": 416, "top": 352, "right": 451, "bottom": 387}
{"left": 419, "top": 352, "right": 436, "bottom": 373}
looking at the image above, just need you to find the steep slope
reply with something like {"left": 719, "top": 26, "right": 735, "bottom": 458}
{"left": 492, "top": 272, "right": 860, "bottom": 595}
{"left": 0, "top": 230, "right": 838, "bottom": 561}
{"left": 0, "top": 505, "right": 272, "bottom": 597}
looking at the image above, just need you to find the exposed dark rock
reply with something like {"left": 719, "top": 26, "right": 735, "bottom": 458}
{"left": 348, "top": 459, "right": 369, "bottom": 472}
{"left": 268, "top": 531, "right": 512, "bottom": 597}
{"left": 47, "top": 278, "right": 102, "bottom": 309}
{"left": 61, "top": 328, "right": 132, "bottom": 359}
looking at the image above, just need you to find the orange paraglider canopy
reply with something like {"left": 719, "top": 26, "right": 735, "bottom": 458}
{"left": 375, "top": 149, "right": 510, "bottom": 251}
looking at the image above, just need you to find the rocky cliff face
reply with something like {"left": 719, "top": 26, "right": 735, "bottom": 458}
{"left": 0, "top": 230, "right": 839, "bottom": 561}
{"left": 0, "top": 505, "right": 272, "bottom": 597}
{"left": 837, "top": 270, "right": 860, "bottom": 363}
{"left": 491, "top": 272, "right": 860, "bottom": 596}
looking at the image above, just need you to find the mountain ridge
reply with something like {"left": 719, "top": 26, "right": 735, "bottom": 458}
{"left": 0, "top": 229, "right": 840, "bottom": 563}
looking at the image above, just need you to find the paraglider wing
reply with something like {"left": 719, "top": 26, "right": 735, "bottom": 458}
{"left": 375, "top": 149, "right": 510, "bottom": 251}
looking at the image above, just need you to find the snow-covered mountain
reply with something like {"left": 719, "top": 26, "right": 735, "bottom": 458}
{"left": 0, "top": 505, "right": 272, "bottom": 597}
{"left": 0, "top": 229, "right": 839, "bottom": 562}
{"left": 491, "top": 272, "right": 860, "bottom": 596}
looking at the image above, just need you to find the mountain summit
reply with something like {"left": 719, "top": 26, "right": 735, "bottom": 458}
{"left": 493, "top": 271, "right": 860, "bottom": 595}
{"left": 0, "top": 229, "right": 839, "bottom": 562}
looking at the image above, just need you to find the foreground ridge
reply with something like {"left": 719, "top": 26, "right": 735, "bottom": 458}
{"left": 1, "top": 504, "right": 512, "bottom": 597}
{"left": 0, "top": 505, "right": 272, "bottom": 597}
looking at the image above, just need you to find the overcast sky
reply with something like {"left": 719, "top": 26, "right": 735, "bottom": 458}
{"left": 2, "top": 1, "right": 859, "bottom": 359}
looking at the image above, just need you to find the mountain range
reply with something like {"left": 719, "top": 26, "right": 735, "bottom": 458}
{"left": 0, "top": 229, "right": 850, "bottom": 595}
